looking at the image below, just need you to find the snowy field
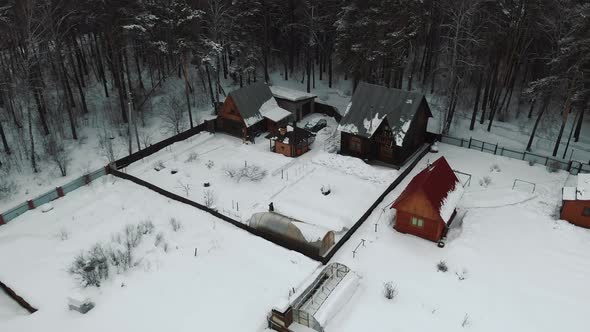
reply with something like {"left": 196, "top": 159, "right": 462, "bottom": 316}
{"left": 0, "top": 177, "right": 320, "bottom": 332}
{"left": 323, "top": 143, "right": 590, "bottom": 332}
{"left": 125, "top": 114, "right": 398, "bottom": 234}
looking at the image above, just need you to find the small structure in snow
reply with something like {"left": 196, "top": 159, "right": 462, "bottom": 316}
{"left": 430, "top": 141, "right": 439, "bottom": 153}
{"left": 270, "top": 86, "right": 317, "bottom": 121}
{"left": 391, "top": 157, "right": 464, "bottom": 242}
{"left": 68, "top": 296, "right": 95, "bottom": 314}
{"left": 560, "top": 174, "right": 590, "bottom": 229}
{"left": 265, "top": 124, "right": 315, "bottom": 158}
{"left": 248, "top": 212, "right": 334, "bottom": 256}
{"left": 216, "top": 82, "right": 292, "bottom": 141}
{"left": 337, "top": 82, "right": 433, "bottom": 167}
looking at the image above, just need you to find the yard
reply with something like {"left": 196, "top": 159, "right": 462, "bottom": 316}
{"left": 321, "top": 143, "right": 590, "bottom": 332}
{"left": 125, "top": 114, "right": 399, "bottom": 236}
{"left": 0, "top": 177, "right": 320, "bottom": 332}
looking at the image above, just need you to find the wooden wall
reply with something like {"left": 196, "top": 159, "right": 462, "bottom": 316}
{"left": 561, "top": 200, "right": 590, "bottom": 229}
{"left": 394, "top": 190, "right": 445, "bottom": 242}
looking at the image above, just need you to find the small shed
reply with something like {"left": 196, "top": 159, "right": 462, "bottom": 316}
{"left": 217, "top": 82, "right": 292, "bottom": 141}
{"left": 265, "top": 125, "right": 315, "bottom": 158}
{"left": 270, "top": 86, "right": 317, "bottom": 121}
{"left": 561, "top": 174, "right": 590, "bottom": 228}
{"left": 248, "top": 212, "right": 335, "bottom": 256}
{"left": 391, "top": 157, "right": 464, "bottom": 242}
{"left": 338, "top": 82, "right": 432, "bottom": 167}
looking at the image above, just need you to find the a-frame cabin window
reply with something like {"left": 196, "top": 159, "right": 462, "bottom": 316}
{"left": 411, "top": 216, "right": 424, "bottom": 227}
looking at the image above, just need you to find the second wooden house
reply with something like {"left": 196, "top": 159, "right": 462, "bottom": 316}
{"left": 338, "top": 82, "right": 432, "bottom": 167}
{"left": 217, "top": 82, "right": 292, "bottom": 141}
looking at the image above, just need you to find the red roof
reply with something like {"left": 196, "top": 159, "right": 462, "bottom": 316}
{"left": 391, "top": 157, "right": 460, "bottom": 218}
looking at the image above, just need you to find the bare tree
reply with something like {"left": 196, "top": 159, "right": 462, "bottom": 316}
{"left": 160, "top": 93, "right": 186, "bottom": 135}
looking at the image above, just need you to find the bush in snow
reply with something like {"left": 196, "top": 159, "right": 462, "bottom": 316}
{"left": 546, "top": 160, "right": 560, "bottom": 173}
{"left": 56, "top": 228, "right": 69, "bottom": 241}
{"left": 456, "top": 268, "right": 468, "bottom": 281}
{"left": 185, "top": 152, "right": 198, "bottom": 163}
{"left": 69, "top": 244, "right": 110, "bottom": 287}
{"left": 321, "top": 185, "right": 331, "bottom": 195}
{"left": 437, "top": 260, "right": 448, "bottom": 272}
{"left": 383, "top": 281, "right": 397, "bottom": 300}
{"left": 154, "top": 232, "right": 165, "bottom": 247}
{"left": 528, "top": 159, "right": 536, "bottom": 166}
{"left": 489, "top": 163, "right": 501, "bottom": 172}
{"left": 0, "top": 175, "right": 18, "bottom": 201}
{"left": 176, "top": 180, "right": 191, "bottom": 197}
{"left": 138, "top": 220, "right": 155, "bottom": 235}
{"left": 224, "top": 163, "right": 267, "bottom": 182}
{"left": 478, "top": 176, "right": 492, "bottom": 187}
{"left": 169, "top": 218, "right": 182, "bottom": 232}
{"left": 462, "top": 314, "right": 471, "bottom": 327}
{"left": 206, "top": 160, "right": 215, "bottom": 169}
{"left": 203, "top": 189, "right": 216, "bottom": 208}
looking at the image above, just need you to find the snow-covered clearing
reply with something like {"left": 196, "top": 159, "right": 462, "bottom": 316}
{"left": 0, "top": 177, "right": 319, "bottom": 332}
{"left": 125, "top": 114, "right": 398, "bottom": 235}
{"left": 323, "top": 143, "right": 590, "bottom": 332}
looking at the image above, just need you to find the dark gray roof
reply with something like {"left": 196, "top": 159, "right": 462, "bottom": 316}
{"left": 337, "top": 82, "right": 431, "bottom": 140}
{"left": 229, "top": 82, "right": 273, "bottom": 127}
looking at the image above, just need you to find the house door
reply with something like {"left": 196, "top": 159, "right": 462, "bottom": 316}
{"left": 378, "top": 143, "right": 394, "bottom": 162}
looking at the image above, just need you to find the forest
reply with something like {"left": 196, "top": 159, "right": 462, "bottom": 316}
{"left": 0, "top": 0, "right": 588, "bottom": 178}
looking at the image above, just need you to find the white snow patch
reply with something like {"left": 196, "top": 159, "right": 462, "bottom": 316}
{"left": 563, "top": 187, "right": 576, "bottom": 200}
{"left": 439, "top": 181, "right": 464, "bottom": 222}
{"left": 295, "top": 222, "right": 331, "bottom": 243}
{"left": 576, "top": 174, "right": 590, "bottom": 200}
{"left": 259, "top": 98, "right": 292, "bottom": 123}
{"left": 270, "top": 86, "right": 317, "bottom": 102}
{"left": 363, "top": 113, "right": 386, "bottom": 136}
{"left": 344, "top": 102, "right": 352, "bottom": 116}
{"left": 394, "top": 119, "right": 412, "bottom": 146}
{"left": 40, "top": 203, "right": 53, "bottom": 213}
{"left": 243, "top": 113, "right": 264, "bottom": 127}
{"left": 337, "top": 123, "right": 359, "bottom": 135}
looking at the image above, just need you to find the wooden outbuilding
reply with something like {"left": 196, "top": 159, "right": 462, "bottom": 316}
{"left": 338, "top": 82, "right": 432, "bottom": 167}
{"left": 270, "top": 86, "right": 317, "bottom": 121}
{"left": 217, "top": 82, "right": 292, "bottom": 141}
{"left": 391, "top": 157, "right": 464, "bottom": 242}
{"left": 561, "top": 174, "right": 590, "bottom": 228}
{"left": 265, "top": 125, "right": 315, "bottom": 158}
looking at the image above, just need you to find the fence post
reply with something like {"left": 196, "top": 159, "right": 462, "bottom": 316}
{"left": 468, "top": 137, "right": 472, "bottom": 148}
{"left": 0, "top": 214, "right": 5, "bottom": 225}
{"left": 481, "top": 142, "right": 484, "bottom": 152}
{"left": 84, "top": 174, "right": 91, "bottom": 185}
{"left": 522, "top": 151, "right": 526, "bottom": 161}
{"left": 545, "top": 157, "right": 549, "bottom": 166}
{"left": 460, "top": 138, "right": 464, "bottom": 147}
{"left": 27, "top": 200, "right": 35, "bottom": 210}
{"left": 494, "top": 144, "right": 498, "bottom": 155}
{"left": 500, "top": 147, "right": 504, "bottom": 156}
{"left": 56, "top": 187, "right": 65, "bottom": 198}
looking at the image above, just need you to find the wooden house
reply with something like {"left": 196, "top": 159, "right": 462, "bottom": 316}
{"left": 561, "top": 174, "right": 590, "bottom": 228}
{"left": 217, "top": 82, "right": 292, "bottom": 141}
{"left": 265, "top": 125, "right": 315, "bottom": 158}
{"left": 338, "top": 82, "right": 432, "bottom": 167}
{"left": 391, "top": 157, "right": 464, "bottom": 242}
{"left": 270, "top": 86, "right": 317, "bottom": 121}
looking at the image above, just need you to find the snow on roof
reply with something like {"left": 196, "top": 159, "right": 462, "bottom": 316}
{"left": 270, "top": 86, "right": 317, "bottom": 102}
{"left": 563, "top": 187, "right": 576, "bottom": 200}
{"left": 362, "top": 112, "right": 386, "bottom": 136}
{"left": 576, "top": 174, "right": 590, "bottom": 200}
{"left": 439, "top": 181, "right": 464, "bottom": 222}
{"left": 294, "top": 221, "right": 332, "bottom": 243}
{"left": 259, "top": 97, "right": 292, "bottom": 122}
{"left": 337, "top": 123, "right": 359, "bottom": 135}
{"left": 313, "top": 272, "right": 359, "bottom": 326}
{"left": 394, "top": 118, "right": 412, "bottom": 146}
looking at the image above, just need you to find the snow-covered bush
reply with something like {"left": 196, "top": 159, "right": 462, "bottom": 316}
{"left": 489, "top": 163, "right": 501, "bottom": 172}
{"left": 546, "top": 160, "right": 560, "bottom": 173}
{"left": 57, "top": 228, "right": 69, "bottom": 241}
{"left": 456, "top": 268, "right": 468, "bottom": 281}
{"left": 138, "top": 220, "right": 155, "bottom": 235}
{"left": 154, "top": 160, "right": 165, "bottom": 171}
{"left": 383, "top": 281, "right": 397, "bottom": 300}
{"left": 206, "top": 160, "right": 215, "bottom": 169}
{"left": 69, "top": 244, "right": 110, "bottom": 287}
{"left": 176, "top": 181, "right": 191, "bottom": 197}
{"left": 462, "top": 314, "right": 471, "bottom": 327}
{"left": 154, "top": 232, "right": 165, "bottom": 247}
{"left": 185, "top": 152, "right": 198, "bottom": 163}
{"left": 479, "top": 176, "right": 492, "bottom": 187}
{"left": 203, "top": 189, "right": 216, "bottom": 208}
{"left": 169, "top": 218, "right": 182, "bottom": 232}
{"left": 321, "top": 185, "right": 331, "bottom": 195}
{"left": 224, "top": 164, "right": 267, "bottom": 182}
{"left": 528, "top": 159, "right": 536, "bottom": 166}
{"left": 437, "top": 260, "right": 448, "bottom": 272}
{"left": 0, "top": 175, "right": 18, "bottom": 201}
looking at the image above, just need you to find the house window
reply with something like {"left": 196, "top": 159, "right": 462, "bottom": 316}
{"left": 349, "top": 136, "right": 362, "bottom": 153}
{"left": 411, "top": 216, "right": 424, "bottom": 228}
{"left": 583, "top": 207, "right": 590, "bottom": 217}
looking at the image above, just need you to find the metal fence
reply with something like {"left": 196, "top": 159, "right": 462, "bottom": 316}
{"left": 440, "top": 135, "right": 587, "bottom": 175}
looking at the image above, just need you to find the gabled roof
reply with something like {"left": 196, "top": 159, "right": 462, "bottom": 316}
{"left": 337, "top": 82, "right": 432, "bottom": 142}
{"left": 391, "top": 157, "right": 463, "bottom": 223}
{"left": 228, "top": 82, "right": 292, "bottom": 127}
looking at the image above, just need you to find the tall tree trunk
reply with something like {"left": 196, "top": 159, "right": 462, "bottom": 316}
{"left": 28, "top": 105, "right": 37, "bottom": 173}
{"left": 527, "top": 98, "right": 536, "bottom": 119}
{"left": 204, "top": 64, "right": 216, "bottom": 109}
{"left": 180, "top": 53, "right": 194, "bottom": 128}
{"left": 526, "top": 96, "right": 550, "bottom": 151}
{"left": 93, "top": 33, "right": 109, "bottom": 98}
{"left": 328, "top": 52, "right": 333, "bottom": 88}
{"left": 68, "top": 49, "right": 89, "bottom": 114}
{"left": 470, "top": 72, "right": 483, "bottom": 130}
{"left": 573, "top": 97, "right": 587, "bottom": 142}
{"left": 0, "top": 117, "right": 10, "bottom": 155}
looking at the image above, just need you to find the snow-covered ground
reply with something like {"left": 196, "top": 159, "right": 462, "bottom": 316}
{"left": 0, "top": 177, "right": 320, "bottom": 332}
{"left": 323, "top": 143, "right": 590, "bottom": 332}
{"left": 124, "top": 114, "right": 398, "bottom": 234}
